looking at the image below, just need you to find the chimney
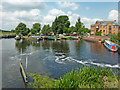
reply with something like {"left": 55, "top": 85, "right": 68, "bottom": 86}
{"left": 114, "top": 20, "right": 116, "bottom": 23}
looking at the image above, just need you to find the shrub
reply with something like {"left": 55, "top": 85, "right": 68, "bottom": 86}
{"left": 28, "top": 66, "right": 118, "bottom": 88}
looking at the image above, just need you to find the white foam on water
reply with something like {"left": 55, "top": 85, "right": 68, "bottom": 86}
{"left": 55, "top": 54, "right": 120, "bottom": 69}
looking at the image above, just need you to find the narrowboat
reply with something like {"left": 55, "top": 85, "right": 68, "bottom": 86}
{"left": 104, "top": 40, "right": 118, "bottom": 52}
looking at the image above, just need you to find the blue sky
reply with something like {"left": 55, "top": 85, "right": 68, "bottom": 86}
{"left": 0, "top": 1, "right": 119, "bottom": 30}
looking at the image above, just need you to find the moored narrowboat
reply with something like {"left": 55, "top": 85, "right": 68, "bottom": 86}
{"left": 104, "top": 40, "right": 118, "bottom": 52}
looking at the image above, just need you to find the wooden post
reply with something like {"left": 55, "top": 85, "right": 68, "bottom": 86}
{"left": 20, "top": 62, "right": 28, "bottom": 83}
{"left": 26, "top": 56, "right": 28, "bottom": 69}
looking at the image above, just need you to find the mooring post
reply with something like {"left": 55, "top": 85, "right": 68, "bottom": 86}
{"left": 20, "top": 62, "right": 28, "bottom": 83}
{"left": 26, "top": 56, "right": 28, "bottom": 69}
{"left": 21, "top": 48, "right": 22, "bottom": 55}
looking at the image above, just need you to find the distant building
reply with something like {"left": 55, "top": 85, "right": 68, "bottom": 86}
{"left": 91, "top": 20, "right": 120, "bottom": 36}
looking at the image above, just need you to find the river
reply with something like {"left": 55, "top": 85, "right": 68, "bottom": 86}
{"left": 1, "top": 38, "right": 120, "bottom": 88}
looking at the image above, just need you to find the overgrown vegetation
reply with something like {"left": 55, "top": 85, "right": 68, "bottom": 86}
{"left": 28, "top": 66, "right": 119, "bottom": 88}
{"left": 110, "top": 33, "right": 120, "bottom": 45}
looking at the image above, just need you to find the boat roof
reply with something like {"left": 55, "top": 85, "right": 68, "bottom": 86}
{"left": 105, "top": 40, "right": 114, "bottom": 45}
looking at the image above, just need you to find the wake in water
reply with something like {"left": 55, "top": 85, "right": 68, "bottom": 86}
{"left": 55, "top": 53, "right": 120, "bottom": 69}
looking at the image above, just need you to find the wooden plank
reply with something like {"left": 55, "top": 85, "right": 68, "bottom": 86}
{"left": 20, "top": 62, "right": 28, "bottom": 83}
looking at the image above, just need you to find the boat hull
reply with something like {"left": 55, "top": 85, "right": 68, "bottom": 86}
{"left": 104, "top": 42, "right": 117, "bottom": 52}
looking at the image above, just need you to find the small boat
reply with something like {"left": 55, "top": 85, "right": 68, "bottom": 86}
{"left": 73, "top": 36, "right": 80, "bottom": 40}
{"left": 36, "top": 37, "right": 43, "bottom": 41}
{"left": 48, "top": 36, "right": 55, "bottom": 40}
{"left": 15, "top": 35, "right": 21, "bottom": 40}
{"left": 104, "top": 40, "right": 118, "bottom": 52}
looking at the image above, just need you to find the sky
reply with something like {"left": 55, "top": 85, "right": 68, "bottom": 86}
{"left": 0, "top": 0, "right": 119, "bottom": 31}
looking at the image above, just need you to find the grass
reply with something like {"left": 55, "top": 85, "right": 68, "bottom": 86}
{"left": 28, "top": 66, "right": 119, "bottom": 88}
{"left": 0, "top": 31, "right": 16, "bottom": 36}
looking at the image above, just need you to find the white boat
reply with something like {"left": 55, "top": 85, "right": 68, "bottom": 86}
{"left": 104, "top": 40, "right": 118, "bottom": 52}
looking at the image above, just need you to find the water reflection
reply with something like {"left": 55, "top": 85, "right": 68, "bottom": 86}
{"left": 41, "top": 40, "right": 51, "bottom": 50}
{"left": 15, "top": 40, "right": 30, "bottom": 53}
{"left": 51, "top": 41, "right": 70, "bottom": 54}
{"left": 74, "top": 40, "right": 81, "bottom": 52}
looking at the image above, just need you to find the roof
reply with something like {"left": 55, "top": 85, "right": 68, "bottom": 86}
{"left": 96, "top": 20, "right": 119, "bottom": 25}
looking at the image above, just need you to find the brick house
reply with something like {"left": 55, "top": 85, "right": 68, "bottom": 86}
{"left": 91, "top": 20, "right": 120, "bottom": 36}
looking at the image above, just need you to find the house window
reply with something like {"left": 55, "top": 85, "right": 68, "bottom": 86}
{"left": 100, "top": 30, "right": 102, "bottom": 32}
{"left": 103, "top": 26, "right": 105, "bottom": 28}
{"left": 109, "top": 26, "right": 111, "bottom": 28}
{"left": 103, "top": 30, "right": 105, "bottom": 32}
{"left": 116, "top": 26, "right": 118, "bottom": 28}
{"left": 113, "top": 26, "right": 115, "bottom": 28}
{"left": 114, "top": 30, "right": 115, "bottom": 32}
{"left": 100, "top": 26, "right": 102, "bottom": 28}
{"left": 109, "top": 30, "right": 111, "bottom": 32}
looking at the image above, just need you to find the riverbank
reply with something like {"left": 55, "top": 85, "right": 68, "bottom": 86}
{"left": 83, "top": 36, "right": 110, "bottom": 43}
{"left": 28, "top": 66, "right": 119, "bottom": 88}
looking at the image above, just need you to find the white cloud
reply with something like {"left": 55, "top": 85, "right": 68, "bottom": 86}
{"left": 67, "top": 11, "right": 72, "bottom": 15}
{"left": 108, "top": 10, "right": 118, "bottom": 21}
{"left": 57, "top": 1, "right": 79, "bottom": 10}
{"left": 81, "top": 17, "right": 103, "bottom": 28}
{"left": 42, "top": 9, "right": 66, "bottom": 26}
{"left": 69, "top": 14, "right": 80, "bottom": 26}
{"left": 1, "top": 9, "right": 42, "bottom": 30}
{"left": 48, "top": 9, "right": 65, "bottom": 16}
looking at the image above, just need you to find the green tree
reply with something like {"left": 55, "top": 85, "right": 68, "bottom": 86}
{"left": 68, "top": 26, "right": 75, "bottom": 34}
{"left": 52, "top": 15, "right": 70, "bottom": 34}
{"left": 42, "top": 24, "right": 50, "bottom": 35}
{"left": 31, "top": 23, "right": 41, "bottom": 34}
{"left": 15, "top": 22, "right": 30, "bottom": 36}
{"left": 75, "top": 17, "right": 83, "bottom": 33}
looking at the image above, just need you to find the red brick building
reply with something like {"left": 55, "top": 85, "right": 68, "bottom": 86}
{"left": 91, "top": 20, "right": 120, "bottom": 36}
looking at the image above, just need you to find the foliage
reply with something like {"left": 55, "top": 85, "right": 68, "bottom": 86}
{"left": 75, "top": 17, "right": 83, "bottom": 33}
{"left": 42, "top": 24, "right": 51, "bottom": 35}
{"left": 67, "top": 26, "right": 75, "bottom": 34}
{"left": 51, "top": 15, "right": 70, "bottom": 34}
{"left": 28, "top": 73, "right": 58, "bottom": 88}
{"left": 110, "top": 33, "right": 120, "bottom": 45}
{"left": 28, "top": 66, "right": 118, "bottom": 88}
{"left": 15, "top": 22, "right": 30, "bottom": 36}
{"left": 0, "top": 31, "right": 16, "bottom": 36}
{"left": 95, "top": 31, "right": 102, "bottom": 36}
{"left": 31, "top": 23, "right": 41, "bottom": 34}
{"left": 13, "top": 15, "right": 90, "bottom": 36}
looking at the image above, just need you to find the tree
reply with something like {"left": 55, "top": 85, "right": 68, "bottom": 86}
{"left": 15, "top": 22, "right": 30, "bottom": 36}
{"left": 51, "top": 15, "right": 70, "bottom": 34}
{"left": 75, "top": 17, "right": 83, "bottom": 33}
{"left": 31, "top": 23, "right": 41, "bottom": 34}
{"left": 68, "top": 26, "right": 75, "bottom": 34}
{"left": 42, "top": 24, "right": 50, "bottom": 35}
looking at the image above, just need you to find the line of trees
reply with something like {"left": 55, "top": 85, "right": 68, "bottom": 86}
{"left": 11, "top": 15, "right": 90, "bottom": 36}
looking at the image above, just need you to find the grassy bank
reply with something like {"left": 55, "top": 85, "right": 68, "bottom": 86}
{"left": 0, "top": 31, "right": 16, "bottom": 36}
{"left": 28, "top": 66, "right": 119, "bottom": 88}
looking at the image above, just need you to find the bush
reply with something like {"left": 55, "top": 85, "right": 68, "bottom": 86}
{"left": 95, "top": 31, "right": 102, "bottom": 36}
{"left": 28, "top": 66, "right": 118, "bottom": 88}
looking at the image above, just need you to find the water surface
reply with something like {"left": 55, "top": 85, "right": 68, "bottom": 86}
{"left": 2, "top": 38, "right": 120, "bottom": 88}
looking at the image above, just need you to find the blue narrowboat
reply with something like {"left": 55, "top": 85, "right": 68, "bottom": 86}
{"left": 104, "top": 40, "right": 118, "bottom": 52}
